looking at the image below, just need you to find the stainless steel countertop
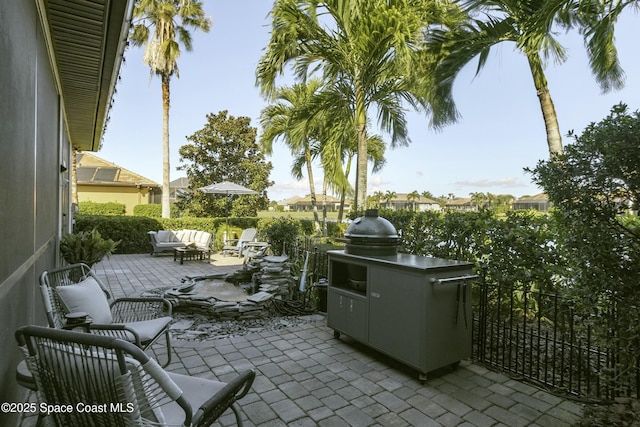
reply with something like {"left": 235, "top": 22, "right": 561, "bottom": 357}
{"left": 327, "top": 250, "right": 474, "bottom": 271}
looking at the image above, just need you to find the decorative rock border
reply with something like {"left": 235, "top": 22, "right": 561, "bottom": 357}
{"left": 163, "top": 254, "right": 297, "bottom": 320}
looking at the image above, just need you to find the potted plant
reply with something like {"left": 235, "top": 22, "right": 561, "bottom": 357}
{"left": 60, "top": 228, "right": 120, "bottom": 268}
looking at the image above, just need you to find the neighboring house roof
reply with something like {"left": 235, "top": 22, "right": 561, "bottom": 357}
{"left": 392, "top": 194, "right": 440, "bottom": 204}
{"left": 76, "top": 152, "right": 159, "bottom": 188}
{"left": 282, "top": 195, "right": 349, "bottom": 204}
{"left": 512, "top": 193, "right": 552, "bottom": 211}
{"left": 169, "top": 177, "right": 191, "bottom": 201}
{"left": 445, "top": 198, "right": 473, "bottom": 206}
{"left": 170, "top": 177, "right": 191, "bottom": 188}
{"left": 278, "top": 196, "right": 303, "bottom": 206}
{"left": 514, "top": 193, "right": 549, "bottom": 203}
{"left": 43, "top": 0, "right": 133, "bottom": 151}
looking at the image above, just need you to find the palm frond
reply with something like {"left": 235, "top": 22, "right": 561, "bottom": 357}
{"left": 573, "top": 0, "right": 627, "bottom": 92}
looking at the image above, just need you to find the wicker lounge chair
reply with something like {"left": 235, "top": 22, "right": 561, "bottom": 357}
{"left": 16, "top": 325, "right": 255, "bottom": 426}
{"left": 40, "top": 263, "right": 173, "bottom": 367}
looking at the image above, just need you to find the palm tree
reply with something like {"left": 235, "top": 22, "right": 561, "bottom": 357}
{"left": 430, "top": 0, "right": 633, "bottom": 157}
{"left": 311, "top": 79, "right": 388, "bottom": 221}
{"left": 130, "top": 0, "right": 211, "bottom": 218}
{"left": 371, "top": 191, "right": 385, "bottom": 209}
{"left": 560, "top": 0, "right": 630, "bottom": 93}
{"left": 428, "top": 0, "right": 572, "bottom": 156}
{"left": 384, "top": 190, "right": 397, "bottom": 210}
{"left": 256, "top": 0, "right": 464, "bottom": 210}
{"left": 470, "top": 192, "right": 487, "bottom": 210}
{"left": 260, "top": 80, "right": 325, "bottom": 233}
{"left": 422, "top": 190, "right": 435, "bottom": 200}
{"left": 407, "top": 190, "right": 421, "bottom": 211}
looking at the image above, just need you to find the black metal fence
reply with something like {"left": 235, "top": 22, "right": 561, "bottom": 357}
{"left": 472, "top": 278, "right": 640, "bottom": 401}
{"left": 286, "top": 244, "right": 639, "bottom": 401}
{"left": 285, "top": 238, "right": 330, "bottom": 283}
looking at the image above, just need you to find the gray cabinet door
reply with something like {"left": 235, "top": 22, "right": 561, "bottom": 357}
{"left": 368, "top": 267, "right": 423, "bottom": 367}
{"left": 328, "top": 289, "right": 367, "bottom": 342}
{"left": 327, "top": 289, "right": 346, "bottom": 332}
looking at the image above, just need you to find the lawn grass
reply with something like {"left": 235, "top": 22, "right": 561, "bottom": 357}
{"left": 257, "top": 210, "right": 340, "bottom": 220}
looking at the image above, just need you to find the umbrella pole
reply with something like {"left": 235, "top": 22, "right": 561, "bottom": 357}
{"left": 225, "top": 193, "right": 231, "bottom": 238}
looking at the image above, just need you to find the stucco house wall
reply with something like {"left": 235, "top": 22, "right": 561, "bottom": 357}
{"left": 0, "top": 2, "right": 131, "bottom": 424}
{"left": 78, "top": 185, "right": 157, "bottom": 214}
{"left": 76, "top": 152, "right": 161, "bottom": 215}
{"left": 0, "top": 3, "right": 62, "bottom": 420}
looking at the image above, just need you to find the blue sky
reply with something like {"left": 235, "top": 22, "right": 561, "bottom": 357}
{"left": 100, "top": 1, "right": 639, "bottom": 202}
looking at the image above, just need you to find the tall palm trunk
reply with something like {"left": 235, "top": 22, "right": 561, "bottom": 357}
{"left": 305, "top": 147, "right": 321, "bottom": 234}
{"left": 337, "top": 154, "right": 353, "bottom": 223}
{"left": 322, "top": 176, "right": 328, "bottom": 237}
{"left": 355, "top": 81, "right": 368, "bottom": 211}
{"left": 527, "top": 53, "right": 563, "bottom": 156}
{"left": 161, "top": 74, "right": 171, "bottom": 218}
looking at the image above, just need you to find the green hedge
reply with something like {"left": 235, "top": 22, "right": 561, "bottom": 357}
{"left": 133, "top": 204, "right": 180, "bottom": 218}
{"left": 75, "top": 210, "right": 563, "bottom": 294}
{"left": 78, "top": 201, "right": 126, "bottom": 216}
{"left": 74, "top": 215, "right": 263, "bottom": 253}
{"left": 326, "top": 221, "right": 347, "bottom": 237}
{"left": 387, "top": 209, "right": 563, "bottom": 293}
{"left": 75, "top": 215, "right": 162, "bottom": 254}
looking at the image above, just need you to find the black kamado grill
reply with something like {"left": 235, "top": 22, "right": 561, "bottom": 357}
{"left": 328, "top": 209, "right": 477, "bottom": 381}
{"left": 343, "top": 209, "right": 399, "bottom": 256}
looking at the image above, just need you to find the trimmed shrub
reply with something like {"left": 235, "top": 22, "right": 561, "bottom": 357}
{"left": 73, "top": 215, "right": 343, "bottom": 255}
{"left": 79, "top": 201, "right": 126, "bottom": 216}
{"left": 133, "top": 204, "right": 180, "bottom": 218}
{"left": 75, "top": 215, "right": 162, "bottom": 254}
{"left": 326, "top": 221, "right": 347, "bottom": 237}
{"left": 257, "top": 217, "right": 303, "bottom": 255}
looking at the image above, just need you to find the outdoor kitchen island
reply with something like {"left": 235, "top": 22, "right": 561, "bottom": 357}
{"left": 327, "top": 250, "right": 476, "bottom": 382}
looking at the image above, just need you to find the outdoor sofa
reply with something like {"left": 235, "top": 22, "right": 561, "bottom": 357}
{"left": 148, "top": 229, "right": 212, "bottom": 255}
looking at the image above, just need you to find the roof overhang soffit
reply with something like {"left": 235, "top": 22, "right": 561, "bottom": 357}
{"left": 39, "top": 0, "right": 133, "bottom": 151}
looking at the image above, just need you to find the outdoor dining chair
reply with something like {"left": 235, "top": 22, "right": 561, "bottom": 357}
{"left": 16, "top": 325, "right": 255, "bottom": 426}
{"left": 39, "top": 262, "right": 174, "bottom": 367}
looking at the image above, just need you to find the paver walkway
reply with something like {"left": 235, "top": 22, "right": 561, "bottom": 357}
{"left": 18, "top": 254, "right": 584, "bottom": 426}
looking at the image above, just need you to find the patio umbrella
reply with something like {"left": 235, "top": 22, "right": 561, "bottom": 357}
{"left": 198, "top": 181, "right": 258, "bottom": 236}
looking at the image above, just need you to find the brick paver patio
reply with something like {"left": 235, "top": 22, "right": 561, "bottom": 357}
{"left": 18, "top": 253, "right": 584, "bottom": 426}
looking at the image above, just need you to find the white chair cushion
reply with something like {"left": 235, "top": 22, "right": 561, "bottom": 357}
{"left": 198, "top": 232, "right": 212, "bottom": 246}
{"left": 181, "top": 230, "right": 196, "bottom": 243}
{"left": 122, "top": 317, "right": 172, "bottom": 343}
{"left": 55, "top": 277, "right": 113, "bottom": 324}
{"left": 155, "top": 242, "right": 185, "bottom": 248}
